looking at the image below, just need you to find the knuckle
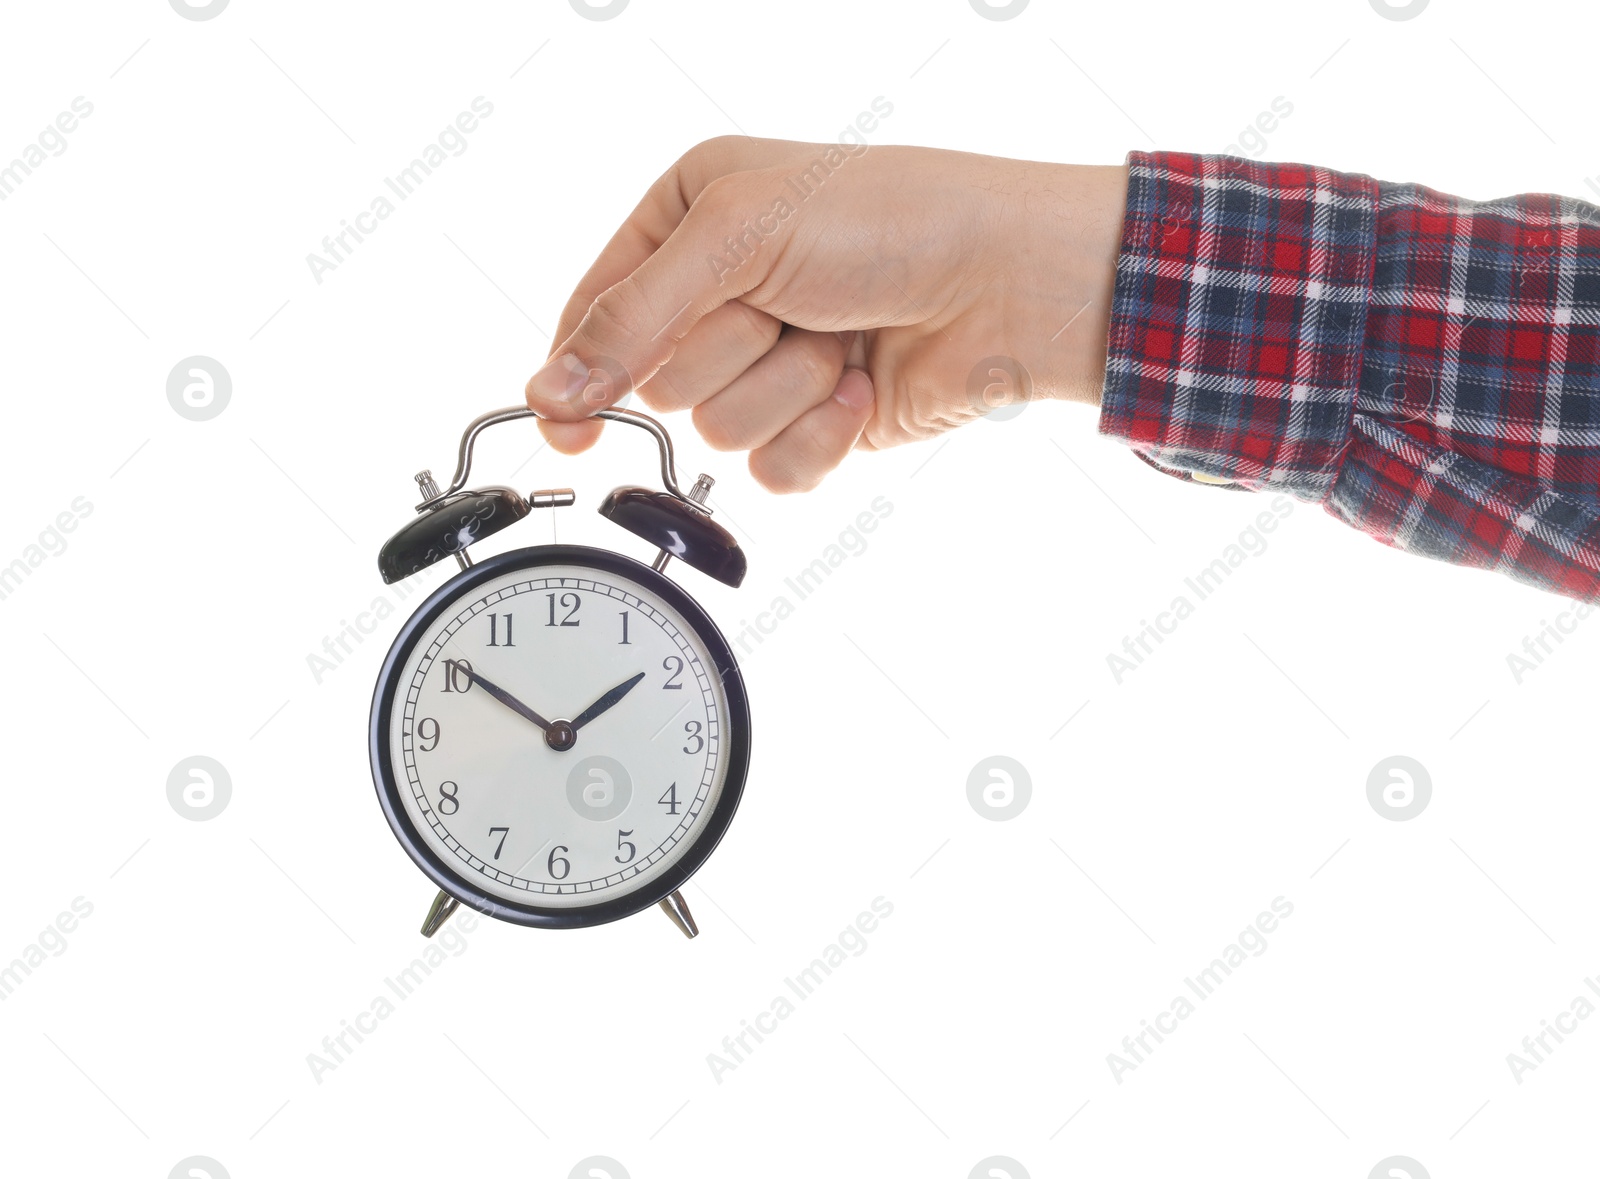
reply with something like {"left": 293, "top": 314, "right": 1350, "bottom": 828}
{"left": 750, "top": 451, "right": 818, "bottom": 495}
{"left": 691, "top": 399, "right": 746, "bottom": 452}
{"left": 585, "top": 276, "right": 652, "bottom": 344}
{"left": 636, "top": 368, "right": 691, "bottom": 412}
{"left": 727, "top": 301, "right": 782, "bottom": 354}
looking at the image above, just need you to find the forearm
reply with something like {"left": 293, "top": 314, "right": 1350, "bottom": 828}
{"left": 1096, "top": 150, "right": 1600, "bottom": 601}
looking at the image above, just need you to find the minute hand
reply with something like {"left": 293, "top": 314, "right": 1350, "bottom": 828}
{"left": 461, "top": 666, "right": 552, "bottom": 733}
{"left": 570, "top": 672, "right": 646, "bottom": 732}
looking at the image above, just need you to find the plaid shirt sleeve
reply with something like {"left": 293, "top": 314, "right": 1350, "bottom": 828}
{"left": 1098, "top": 149, "right": 1600, "bottom": 602}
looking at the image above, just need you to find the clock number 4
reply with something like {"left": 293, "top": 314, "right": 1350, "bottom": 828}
{"left": 659, "top": 781, "right": 680, "bottom": 815}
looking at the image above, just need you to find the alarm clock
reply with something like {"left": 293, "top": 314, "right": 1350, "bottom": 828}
{"left": 369, "top": 404, "right": 751, "bottom": 939}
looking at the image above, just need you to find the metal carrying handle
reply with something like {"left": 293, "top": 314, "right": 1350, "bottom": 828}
{"left": 418, "top": 404, "right": 692, "bottom": 511}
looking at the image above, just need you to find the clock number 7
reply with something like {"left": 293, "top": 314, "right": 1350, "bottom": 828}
{"left": 488, "top": 826, "right": 509, "bottom": 859}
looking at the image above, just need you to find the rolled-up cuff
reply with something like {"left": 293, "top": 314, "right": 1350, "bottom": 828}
{"left": 1098, "top": 150, "right": 1380, "bottom": 501}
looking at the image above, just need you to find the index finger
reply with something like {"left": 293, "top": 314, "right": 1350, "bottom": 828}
{"left": 525, "top": 136, "right": 803, "bottom": 430}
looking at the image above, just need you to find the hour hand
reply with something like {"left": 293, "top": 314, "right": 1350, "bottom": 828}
{"left": 460, "top": 665, "right": 551, "bottom": 733}
{"left": 570, "top": 672, "right": 646, "bottom": 732}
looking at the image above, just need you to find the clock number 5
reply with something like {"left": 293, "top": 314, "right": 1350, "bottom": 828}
{"left": 615, "top": 829, "right": 636, "bottom": 864}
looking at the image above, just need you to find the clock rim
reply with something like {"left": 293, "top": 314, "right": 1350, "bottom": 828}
{"left": 369, "top": 543, "right": 751, "bottom": 931}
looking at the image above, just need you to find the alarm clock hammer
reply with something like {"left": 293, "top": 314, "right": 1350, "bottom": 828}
{"left": 370, "top": 405, "right": 752, "bottom": 940}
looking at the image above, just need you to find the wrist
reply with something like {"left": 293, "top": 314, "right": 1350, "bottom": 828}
{"left": 987, "top": 159, "right": 1128, "bottom": 410}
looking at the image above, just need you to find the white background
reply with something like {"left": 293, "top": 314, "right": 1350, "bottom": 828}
{"left": 2, "top": 1, "right": 1597, "bottom": 1176}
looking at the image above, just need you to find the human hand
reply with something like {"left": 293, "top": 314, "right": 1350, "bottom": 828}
{"left": 525, "top": 136, "right": 1129, "bottom": 492}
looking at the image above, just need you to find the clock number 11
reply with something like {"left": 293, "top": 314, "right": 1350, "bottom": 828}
{"left": 486, "top": 612, "right": 513, "bottom": 647}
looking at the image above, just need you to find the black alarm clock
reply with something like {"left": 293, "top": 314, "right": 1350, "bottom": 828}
{"left": 369, "top": 405, "right": 751, "bottom": 939}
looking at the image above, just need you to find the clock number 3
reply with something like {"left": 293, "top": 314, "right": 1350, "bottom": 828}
{"left": 683, "top": 720, "right": 705, "bottom": 754}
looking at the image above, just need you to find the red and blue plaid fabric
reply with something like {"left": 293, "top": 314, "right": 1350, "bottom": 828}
{"left": 1099, "top": 149, "right": 1600, "bottom": 602}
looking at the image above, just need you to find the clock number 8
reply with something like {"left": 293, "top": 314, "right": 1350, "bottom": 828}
{"left": 438, "top": 781, "right": 460, "bottom": 815}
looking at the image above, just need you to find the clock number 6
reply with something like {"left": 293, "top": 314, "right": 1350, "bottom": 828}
{"left": 548, "top": 845, "right": 571, "bottom": 879}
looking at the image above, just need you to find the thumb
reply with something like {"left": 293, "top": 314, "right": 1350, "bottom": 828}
{"left": 525, "top": 175, "right": 769, "bottom": 423}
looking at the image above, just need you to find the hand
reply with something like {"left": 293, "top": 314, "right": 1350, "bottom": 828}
{"left": 525, "top": 136, "right": 1128, "bottom": 492}
{"left": 570, "top": 671, "right": 645, "bottom": 732}
{"left": 460, "top": 665, "right": 551, "bottom": 733}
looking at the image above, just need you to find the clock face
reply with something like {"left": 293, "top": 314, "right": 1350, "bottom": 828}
{"left": 370, "top": 545, "right": 750, "bottom": 928}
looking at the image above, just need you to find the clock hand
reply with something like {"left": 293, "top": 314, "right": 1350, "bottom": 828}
{"left": 570, "top": 671, "right": 647, "bottom": 732}
{"left": 460, "top": 665, "right": 552, "bottom": 733}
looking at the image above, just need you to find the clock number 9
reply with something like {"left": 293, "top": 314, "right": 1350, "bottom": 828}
{"left": 683, "top": 720, "right": 705, "bottom": 755}
{"left": 417, "top": 718, "right": 440, "bottom": 752}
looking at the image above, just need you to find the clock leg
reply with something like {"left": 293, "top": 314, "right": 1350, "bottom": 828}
{"left": 420, "top": 889, "right": 460, "bottom": 938}
{"left": 659, "top": 889, "right": 699, "bottom": 939}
